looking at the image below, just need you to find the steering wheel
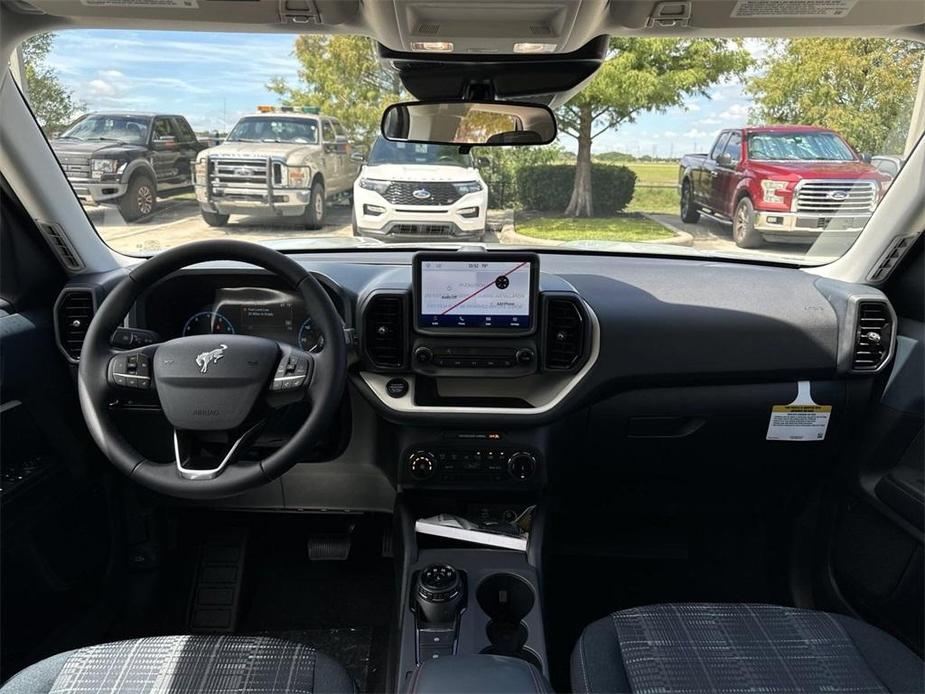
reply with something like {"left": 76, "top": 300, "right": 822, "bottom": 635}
{"left": 77, "top": 240, "right": 347, "bottom": 499}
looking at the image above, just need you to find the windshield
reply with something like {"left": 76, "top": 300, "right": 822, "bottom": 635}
{"left": 367, "top": 139, "right": 474, "bottom": 167}
{"left": 20, "top": 31, "right": 924, "bottom": 265}
{"left": 748, "top": 131, "right": 856, "bottom": 161}
{"left": 60, "top": 115, "right": 150, "bottom": 144}
{"left": 227, "top": 117, "right": 318, "bottom": 144}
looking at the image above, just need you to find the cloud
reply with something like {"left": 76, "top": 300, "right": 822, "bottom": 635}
{"left": 719, "top": 103, "right": 751, "bottom": 122}
{"left": 699, "top": 117, "right": 722, "bottom": 125}
{"left": 87, "top": 78, "right": 117, "bottom": 96}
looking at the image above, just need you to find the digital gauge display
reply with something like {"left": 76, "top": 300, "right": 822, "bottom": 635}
{"left": 180, "top": 288, "right": 324, "bottom": 352}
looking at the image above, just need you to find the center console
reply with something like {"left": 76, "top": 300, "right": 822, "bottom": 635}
{"left": 358, "top": 251, "right": 597, "bottom": 415}
{"left": 399, "top": 548, "right": 548, "bottom": 688}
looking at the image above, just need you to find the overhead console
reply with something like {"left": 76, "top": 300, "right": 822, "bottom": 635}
{"left": 358, "top": 252, "right": 598, "bottom": 415}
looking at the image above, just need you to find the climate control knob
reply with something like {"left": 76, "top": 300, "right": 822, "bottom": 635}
{"left": 414, "top": 346, "right": 433, "bottom": 364}
{"left": 507, "top": 452, "right": 537, "bottom": 481}
{"left": 409, "top": 451, "right": 436, "bottom": 480}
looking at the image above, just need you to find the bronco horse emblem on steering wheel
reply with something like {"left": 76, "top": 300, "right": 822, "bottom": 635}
{"left": 195, "top": 344, "right": 228, "bottom": 373}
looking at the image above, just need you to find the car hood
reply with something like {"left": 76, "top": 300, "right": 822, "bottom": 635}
{"left": 50, "top": 139, "right": 146, "bottom": 158}
{"left": 359, "top": 164, "right": 481, "bottom": 182}
{"left": 202, "top": 142, "right": 317, "bottom": 163}
{"left": 748, "top": 160, "right": 887, "bottom": 181}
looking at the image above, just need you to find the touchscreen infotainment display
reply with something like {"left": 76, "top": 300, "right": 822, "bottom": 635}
{"left": 417, "top": 256, "right": 536, "bottom": 331}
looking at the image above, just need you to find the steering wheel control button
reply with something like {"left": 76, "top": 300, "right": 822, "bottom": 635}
{"left": 386, "top": 378, "right": 409, "bottom": 398}
{"left": 109, "top": 353, "right": 151, "bottom": 389}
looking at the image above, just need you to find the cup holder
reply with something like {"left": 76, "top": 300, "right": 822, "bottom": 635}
{"left": 476, "top": 573, "right": 540, "bottom": 668}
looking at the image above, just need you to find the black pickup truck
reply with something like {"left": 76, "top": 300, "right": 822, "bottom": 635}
{"left": 51, "top": 112, "right": 205, "bottom": 221}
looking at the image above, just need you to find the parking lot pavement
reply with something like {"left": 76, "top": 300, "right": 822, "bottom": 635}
{"left": 647, "top": 212, "right": 811, "bottom": 260}
{"left": 92, "top": 199, "right": 511, "bottom": 254}
{"left": 92, "top": 199, "right": 354, "bottom": 255}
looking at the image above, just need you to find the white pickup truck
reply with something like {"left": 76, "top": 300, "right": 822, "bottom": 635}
{"left": 194, "top": 108, "right": 359, "bottom": 229}
{"left": 352, "top": 138, "right": 488, "bottom": 241}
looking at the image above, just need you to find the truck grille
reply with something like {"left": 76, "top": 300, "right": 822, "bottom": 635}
{"left": 794, "top": 180, "right": 878, "bottom": 214}
{"left": 383, "top": 182, "right": 461, "bottom": 206}
{"left": 211, "top": 157, "right": 280, "bottom": 189}
{"left": 57, "top": 154, "right": 91, "bottom": 179}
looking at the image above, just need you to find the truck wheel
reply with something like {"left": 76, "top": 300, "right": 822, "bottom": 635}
{"left": 733, "top": 197, "right": 763, "bottom": 249}
{"left": 201, "top": 210, "right": 230, "bottom": 227}
{"left": 680, "top": 180, "right": 700, "bottom": 223}
{"left": 119, "top": 174, "right": 156, "bottom": 222}
{"left": 304, "top": 181, "right": 325, "bottom": 230}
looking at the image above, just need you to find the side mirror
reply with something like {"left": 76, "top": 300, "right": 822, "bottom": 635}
{"left": 717, "top": 152, "right": 734, "bottom": 167}
{"left": 860, "top": 153, "right": 872, "bottom": 164}
{"left": 350, "top": 151, "right": 365, "bottom": 162}
{"left": 478, "top": 156, "right": 490, "bottom": 167}
{"left": 381, "top": 100, "right": 557, "bottom": 147}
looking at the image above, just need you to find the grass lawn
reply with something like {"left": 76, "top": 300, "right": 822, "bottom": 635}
{"left": 625, "top": 162, "right": 678, "bottom": 186}
{"left": 514, "top": 213, "right": 674, "bottom": 243}
{"left": 626, "top": 186, "right": 680, "bottom": 215}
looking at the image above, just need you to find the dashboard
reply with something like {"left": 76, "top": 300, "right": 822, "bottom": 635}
{"left": 55, "top": 249, "right": 898, "bottom": 506}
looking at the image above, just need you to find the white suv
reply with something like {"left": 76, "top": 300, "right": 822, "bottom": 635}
{"left": 352, "top": 138, "right": 488, "bottom": 241}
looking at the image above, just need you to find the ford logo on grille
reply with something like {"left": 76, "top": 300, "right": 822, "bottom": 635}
{"left": 412, "top": 188, "right": 432, "bottom": 200}
{"left": 234, "top": 167, "right": 256, "bottom": 177}
{"left": 826, "top": 190, "right": 849, "bottom": 201}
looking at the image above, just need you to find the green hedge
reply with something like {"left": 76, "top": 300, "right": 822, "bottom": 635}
{"left": 516, "top": 164, "right": 637, "bottom": 214}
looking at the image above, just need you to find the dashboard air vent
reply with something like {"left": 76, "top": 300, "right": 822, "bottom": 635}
{"left": 852, "top": 301, "right": 892, "bottom": 371}
{"left": 544, "top": 297, "right": 585, "bottom": 370}
{"left": 364, "top": 294, "right": 406, "bottom": 368}
{"left": 55, "top": 289, "right": 95, "bottom": 361}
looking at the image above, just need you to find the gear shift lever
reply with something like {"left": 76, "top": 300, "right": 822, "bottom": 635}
{"left": 414, "top": 563, "right": 465, "bottom": 624}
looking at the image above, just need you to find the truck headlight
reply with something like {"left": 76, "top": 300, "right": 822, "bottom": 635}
{"left": 194, "top": 160, "right": 207, "bottom": 182}
{"left": 286, "top": 166, "right": 309, "bottom": 188}
{"left": 760, "top": 180, "right": 789, "bottom": 204}
{"left": 453, "top": 181, "right": 483, "bottom": 195}
{"left": 91, "top": 159, "right": 120, "bottom": 179}
{"left": 358, "top": 178, "right": 391, "bottom": 195}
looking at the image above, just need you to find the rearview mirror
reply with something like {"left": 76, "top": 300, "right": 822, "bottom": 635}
{"left": 381, "top": 100, "right": 556, "bottom": 147}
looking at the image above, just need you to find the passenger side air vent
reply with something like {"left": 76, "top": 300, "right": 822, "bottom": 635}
{"left": 543, "top": 297, "right": 585, "bottom": 370}
{"left": 55, "top": 289, "right": 96, "bottom": 362}
{"left": 852, "top": 301, "right": 892, "bottom": 371}
{"left": 37, "top": 222, "right": 84, "bottom": 272}
{"left": 363, "top": 293, "right": 406, "bottom": 369}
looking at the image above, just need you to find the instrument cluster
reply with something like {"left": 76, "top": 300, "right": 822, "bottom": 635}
{"left": 141, "top": 281, "right": 332, "bottom": 353}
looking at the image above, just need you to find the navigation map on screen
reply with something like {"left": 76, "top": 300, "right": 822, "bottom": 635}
{"left": 419, "top": 259, "right": 533, "bottom": 329}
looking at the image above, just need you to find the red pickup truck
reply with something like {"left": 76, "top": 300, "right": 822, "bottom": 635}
{"left": 678, "top": 126, "right": 891, "bottom": 248}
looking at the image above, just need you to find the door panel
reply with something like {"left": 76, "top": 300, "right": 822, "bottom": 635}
{"left": 817, "top": 239, "right": 924, "bottom": 654}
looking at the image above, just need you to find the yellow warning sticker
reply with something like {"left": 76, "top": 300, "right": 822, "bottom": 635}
{"left": 766, "top": 381, "right": 832, "bottom": 441}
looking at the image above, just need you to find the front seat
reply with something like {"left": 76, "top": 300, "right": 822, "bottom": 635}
{"left": 572, "top": 603, "right": 924, "bottom": 694}
{"left": 1, "top": 635, "right": 355, "bottom": 694}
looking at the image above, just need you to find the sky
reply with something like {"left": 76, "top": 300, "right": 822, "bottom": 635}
{"left": 47, "top": 30, "right": 768, "bottom": 157}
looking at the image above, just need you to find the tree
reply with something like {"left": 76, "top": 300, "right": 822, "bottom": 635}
{"left": 268, "top": 36, "right": 403, "bottom": 150}
{"left": 20, "top": 33, "right": 82, "bottom": 133}
{"left": 747, "top": 39, "right": 925, "bottom": 155}
{"left": 558, "top": 38, "right": 752, "bottom": 217}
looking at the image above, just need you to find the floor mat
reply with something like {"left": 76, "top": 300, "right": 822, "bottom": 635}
{"left": 237, "top": 516, "right": 394, "bottom": 693}
{"left": 257, "top": 628, "right": 374, "bottom": 692}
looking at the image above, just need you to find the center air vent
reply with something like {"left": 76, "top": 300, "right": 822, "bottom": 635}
{"left": 852, "top": 301, "right": 892, "bottom": 371}
{"left": 363, "top": 293, "right": 406, "bottom": 369}
{"left": 55, "top": 289, "right": 96, "bottom": 362}
{"left": 543, "top": 297, "right": 585, "bottom": 370}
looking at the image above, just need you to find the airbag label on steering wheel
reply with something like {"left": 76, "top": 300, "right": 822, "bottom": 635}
{"left": 766, "top": 381, "right": 831, "bottom": 442}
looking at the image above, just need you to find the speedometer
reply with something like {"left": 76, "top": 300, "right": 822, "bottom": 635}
{"left": 298, "top": 317, "right": 324, "bottom": 353}
{"left": 183, "top": 311, "right": 235, "bottom": 337}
